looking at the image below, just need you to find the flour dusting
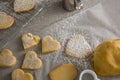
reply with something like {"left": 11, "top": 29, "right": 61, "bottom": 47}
{"left": 36, "top": 14, "right": 94, "bottom": 74}
{"left": 66, "top": 34, "right": 92, "bottom": 59}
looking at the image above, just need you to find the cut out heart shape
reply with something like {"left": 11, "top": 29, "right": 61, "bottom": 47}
{"left": 49, "top": 64, "right": 78, "bottom": 80}
{"left": 42, "top": 36, "right": 61, "bottom": 54}
{"left": 0, "top": 49, "right": 17, "bottom": 67}
{"left": 66, "top": 35, "right": 92, "bottom": 59}
{"left": 94, "top": 39, "right": 120, "bottom": 76}
{"left": 0, "top": 12, "right": 14, "bottom": 29}
{"left": 22, "top": 51, "right": 42, "bottom": 70}
{"left": 22, "top": 33, "right": 40, "bottom": 50}
{"left": 12, "top": 69, "right": 33, "bottom": 80}
{"left": 14, "top": 0, "right": 35, "bottom": 12}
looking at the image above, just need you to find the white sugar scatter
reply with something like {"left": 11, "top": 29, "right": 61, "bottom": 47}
{"left": 36, "top": 13, "right": 94, "bottom": 75}
{"left": 66, "top": 35, "right": 92, "bottom": 59}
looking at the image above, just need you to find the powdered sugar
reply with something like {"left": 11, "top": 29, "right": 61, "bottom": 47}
{"left": 35, "top": 14, "right": 94, "bottom": 72}
{"left": 66, "top": 35, "right": 92, "bottom": 59}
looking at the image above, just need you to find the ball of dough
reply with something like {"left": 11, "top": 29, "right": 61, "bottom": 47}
{"left": 94, "top": 39, "right": 120, "bottom": 76}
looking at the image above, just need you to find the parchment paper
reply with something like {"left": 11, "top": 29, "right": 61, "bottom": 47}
{"left": 0, "top": 0, "right": 120, "bottom": 80}
{"left": 0, "top": 0, "right": 45, "bottom": 49}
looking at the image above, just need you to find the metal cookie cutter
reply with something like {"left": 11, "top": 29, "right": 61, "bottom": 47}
{"left": 79, "top": 69, "right": 100, "bottom": 80}
{"left": 63, "top": 0, "right": 83, "bottom": 11}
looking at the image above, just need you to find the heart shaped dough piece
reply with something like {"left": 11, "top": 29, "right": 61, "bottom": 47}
{"left": 22, "top": 33, "right": 40, "bottom": 50}
{"left": 12, "top": 69, "right": 34, "bottom": 80}
{"left": 42, "top": 36, "right": 61, "bottom": 54}
{"left": 94, "top": 39, "right": 120, "bottom": 76}
{"left": 49, "top": 64, "right": 78, "bottom": 80}
{"left": 14, "top": 0, "right": 35, "bottom": 12}
{"left": 0, "top": 12, "right": 14, "bottom": 29}
{"left": 0, "top": 49, "right": 17, "bottom": 67}
{"left": 66, "top": 35, "right": 92, "bottom": 59}
{"left": 22, "top": 51, "right": 42, "bottom": 70}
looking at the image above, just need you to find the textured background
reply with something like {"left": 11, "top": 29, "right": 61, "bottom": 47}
{"left": 0, "top": 0, "right": 120, "bottom": 80}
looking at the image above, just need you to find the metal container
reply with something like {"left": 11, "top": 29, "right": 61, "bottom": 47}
{"left": 63, "top": 0, "right": 83, "bottom": 11}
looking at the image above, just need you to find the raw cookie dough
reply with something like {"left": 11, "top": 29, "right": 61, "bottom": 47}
{"left": 0, "top": 49, "right": 17, "bottom": 67}
{"left": 22, "top": 51, "right": 42, "bottom": 70}
{"left": 42, "top": 35, "right": 61, "bottom": 54}
{"left": 14, "top": 0, "right": 35, "bottom": 12}
{"left": 22, "top": 33, "right": 40, "bottom": 50}
{"left": 0, "top": 12, "right": 14, "bottom": 29}
{"left": 12, "top": 69, "right": 34, "bottom": 80}
{"left": 94, "top": 39, "right": 120, "bottom": 76}
{"left": 66, "top": 34, "right": 92, "bottom": 59}
{"left": 49, "top": 64, "right": 78, "bottom": 80}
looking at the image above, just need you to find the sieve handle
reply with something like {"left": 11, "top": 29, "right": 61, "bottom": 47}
{"left": 79, "top": 69, "right": 100, "bottom": 80}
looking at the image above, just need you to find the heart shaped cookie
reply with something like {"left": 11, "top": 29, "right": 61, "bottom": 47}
{"left": 66, "top": 35, "right": 92, "bottom": 59}
{"left": 12, "top": 69, "right": 33, "bottom": 80}
{"left": 14, "top": 0, "right": 35, "bottom": 12}
{"left": 94, "top": 39, "right": 120, "bottom": 76}
{"left": 22, "top": 51, "right": 42, "bottom": 70}
{"left": 49, "top": 64, "right": 78, "bottom": 80}
{"left": 42, "top": 36, "right": 61, "bottom": 54}
{"left": 22, "top": 33, "right": 40, "bottom": 50}
{"left": 0, "top": 49, "right": 17, "bottom": 67}
{"left": 0, "top": 12, "right": 14, "bottom": 29}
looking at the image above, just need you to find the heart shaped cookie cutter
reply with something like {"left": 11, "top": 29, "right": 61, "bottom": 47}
{"left": 79, "top": 69, "right": 100, "bottom": 80}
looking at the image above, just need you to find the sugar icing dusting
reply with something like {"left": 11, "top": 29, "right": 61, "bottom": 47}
{"left": 66, "top": 35, "right": 92, "bottom": 59}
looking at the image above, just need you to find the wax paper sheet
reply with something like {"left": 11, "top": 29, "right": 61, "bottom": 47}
{"left": 0, "top": 0, "right": 120, "bottom": 80}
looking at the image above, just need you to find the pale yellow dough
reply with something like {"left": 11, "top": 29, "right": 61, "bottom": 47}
{"left": 14, "top": 0, "right": 35, "bottom": 12}
{"left": 12, "top": 69, "right": 34, "bottom": 80}
{"left": 0, "top": 12, "right": 14, "bottom": 29}
{"left": 49, "top": 64, "right": 78, "bottom": 80}
{"left": 0, "top": 49, "right": 17, "bottom": 67}
{"left": 94, "top": 39, "right": 120, "bottom": 76}
{"left": 22, "top": 33, "right": 40, "bottom": 50}
{"left": 42, "top": 35, "right": 61, "bottom": 54}
{"left": 22, "top": 51, "right": 42, "bottom": 70}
